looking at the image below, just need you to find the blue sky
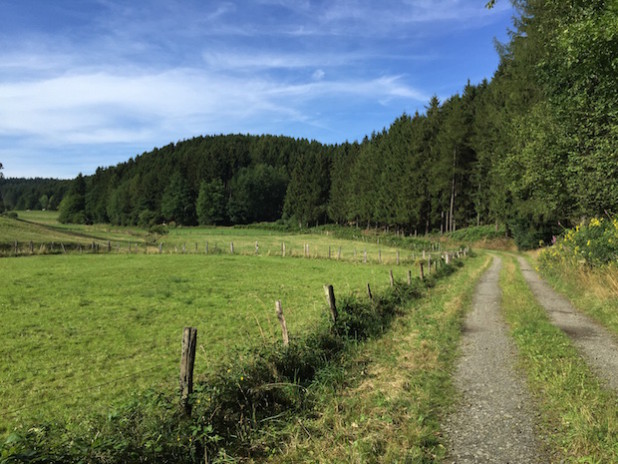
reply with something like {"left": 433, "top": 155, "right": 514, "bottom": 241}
{"left": 0, "top": 0, "right": 515, "bottom": 179}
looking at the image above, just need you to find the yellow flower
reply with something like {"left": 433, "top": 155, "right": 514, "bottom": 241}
{"left": 587, "top": 240, "right": 591, "bottom": 246}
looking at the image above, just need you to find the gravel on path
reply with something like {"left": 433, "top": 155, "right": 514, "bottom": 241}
{"left": 443, "top": 256, "right": 544, "bottom": 463}
{"left": 518, "top": 256, "right": 618, "bottom": 390}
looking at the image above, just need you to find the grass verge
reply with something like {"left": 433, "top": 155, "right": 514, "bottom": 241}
{"left": 535, "top": 258, "right": 618, "bottom": 338}
{"left": 500, "top": 255, "right": 618, "bottom": 463}
{"left": 260, "top": 254, "right": 490, "bottom": 463}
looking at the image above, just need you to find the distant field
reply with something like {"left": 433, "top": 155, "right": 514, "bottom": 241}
{"left": 7, "top": 211, "right": 436, "bottom": 264}
{"left": 0, "top": 250, "right": 418, "bottom": 433}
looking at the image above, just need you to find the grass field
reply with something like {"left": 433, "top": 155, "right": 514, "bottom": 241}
{"left": 0, "top": 249, "right": 421, "bottom": 434}
{"left": 5, "top": 211, "right": 439, "bottom": 265}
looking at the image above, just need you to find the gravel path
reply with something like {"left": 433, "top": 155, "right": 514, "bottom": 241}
{"left": 443, "top": 256, "right": 544, "bottom": 463}
{"left": 518, "top": 256, "right": 618, "bottom": 390}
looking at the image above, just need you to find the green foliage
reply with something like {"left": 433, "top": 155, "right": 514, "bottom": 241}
{"left": 539, "top": 217, "right": 618, "bottom": 268}
{"left": 196, "top": 179, "right": 226, "bottom": 225}
{"left": 161, "top": 172, "right": 196, "bottom": 226}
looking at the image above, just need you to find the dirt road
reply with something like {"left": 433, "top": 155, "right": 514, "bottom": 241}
{"left": 443, "top": 256, "right": 544, "bottom": 463}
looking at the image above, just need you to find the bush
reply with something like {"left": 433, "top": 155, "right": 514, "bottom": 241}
{"left": 539, "top": 217, "right": 618, "bottom": 269}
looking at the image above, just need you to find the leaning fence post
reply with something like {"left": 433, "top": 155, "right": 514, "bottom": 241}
{"left": 323, "top": 285, "right": 338, "bottom": 322}
{"left": 389, "top": 269, "right": 395, "bottom": 287}
{"left": 180, "top": 327, "right": 197, "bottom": 416}
{"left": 275, "top": 301, "right": 289, "bottom": 347}
{"left": 367, "top": 283, "right": 373, "bottom": 301}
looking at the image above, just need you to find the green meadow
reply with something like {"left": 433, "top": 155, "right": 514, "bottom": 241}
{"left": 0, "top": 213, "right": 434, "bottom": 434}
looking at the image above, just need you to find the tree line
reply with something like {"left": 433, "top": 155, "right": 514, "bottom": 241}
{"left": 2, "top": 1, "right": 616, "bottom": 248}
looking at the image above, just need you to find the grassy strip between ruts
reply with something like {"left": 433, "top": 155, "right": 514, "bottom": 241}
{"left": 500, "top": 255, "right": 618, "bottom": 463}
{"left": 260, "top": 253, "right": 490, "bottom": 463}
{"left": 1, "top": 255, "right": 474, "bottom": 463}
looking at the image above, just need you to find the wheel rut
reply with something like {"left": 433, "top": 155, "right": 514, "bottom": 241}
{"left": 517, "top": 256, "right": 618, "bottom": 390}
{"left": 443, "top": 256, "right": 544, "bottom": 463}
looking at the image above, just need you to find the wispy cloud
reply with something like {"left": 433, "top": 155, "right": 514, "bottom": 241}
{"left": 0, "top": 0, "right": 514, "bottom": 177}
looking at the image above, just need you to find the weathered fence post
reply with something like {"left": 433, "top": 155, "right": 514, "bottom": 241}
{"left": 282, "top": 242, "right": 286, "bottom": 257}
{"left": 180, "top": 327, "right": 197, "bottom": 416}
{"left": 389, "top": 270, "right": 395, "bottom": 287}
{"left": 422, "top": 250, "right": 426, "bottom": 260}
{"left": 29, "top": 241, "right": 34, "bottom": 254}
{"left": 323, "top": 285, "right": 338, "bottom": 322}
{"left": 230, "top": 242, "right": 234, "bottom": 254}
{"left": 275, "top": 301, "right": 289, "bottom": 347}
{"left": 107, "top": 241, "right": 112, "bottom": 253}
{"left": 205, "top": 242, "right": 209, "bottom": 254}
{"left": 445, "top": 253, "right": 450, "bottom": 265}
{"left": 407, "top": 270, "right": 412, "bottom": 285}
{"left": 367, "top": 283, "right": 373, "bottom": 301}
{"left": 420, "top": 262, "right": 425, "bottom": 281}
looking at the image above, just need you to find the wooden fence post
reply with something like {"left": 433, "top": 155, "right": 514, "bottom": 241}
{"left": 180, "top": 327, "right": 197, "bottom": 416}
{"left": 389, "top": 270, "right": 395, "bottom": 287}
{"left": 407, "top": 270, "right": 412, "bottom": 285}
{"left": 275, "top": 301, "right": 289, "bottom": 347}
{"left": 205, "top": 242, "right": 209, "bottom": 254}
{"left": 323, "top": 285, "right": 338, "bottom": 322}
{"left": 230, "top": 242, "right": 234, "bottom": 254}
{"left": 29, "top": 241, "right": 34, "bottom": 254}
{"left": 282, "top": 242, "right": 286, "bottom": 257}
{"left": 420, "top": 262, "right": 425, "bottom": 281}
{"left": 367, "top": 283, "right": 373, "bottom": 301}
{"left": 107, "top": 241, "right": 112, "bottom": 253}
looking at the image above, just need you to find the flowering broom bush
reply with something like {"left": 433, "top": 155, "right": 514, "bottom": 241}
{"left": 539, "top": 217, "right": 618, "bottom": 269}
